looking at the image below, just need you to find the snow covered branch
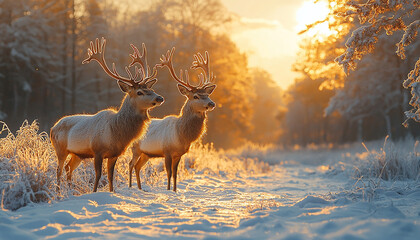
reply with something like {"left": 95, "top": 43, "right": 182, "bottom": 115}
{"left": 397, "top": 20, "right": 420, "bottom": 59}
{"left": 334, "top": 0, "right": 420, "bottom": 125}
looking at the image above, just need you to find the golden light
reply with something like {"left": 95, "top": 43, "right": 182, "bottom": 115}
{"left": 296, "top": 0, "right": 332, "bottom": 37}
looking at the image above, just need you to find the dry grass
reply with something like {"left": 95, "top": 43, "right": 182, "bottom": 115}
{"left": 352, "top": 137, "right": 420, "bottom": 181}
{"left": 335, "top": 137, "right": 420, "bottom": 202}
{"left": 0, "top": 120, "right": 271, "bottom": 210}
{"left": 115, "top": 142, "right": 271, "bottom": 189}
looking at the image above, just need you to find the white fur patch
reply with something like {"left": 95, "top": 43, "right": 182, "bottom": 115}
{"left": 64, "top": 113, "right": 112, "bottom": 154}
{"left": 139, "top": 116, "right": 179, "bottom": 155}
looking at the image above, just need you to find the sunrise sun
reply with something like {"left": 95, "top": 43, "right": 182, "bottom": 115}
{"left": 296, "top": 0, "right": 332, "bottom": 37}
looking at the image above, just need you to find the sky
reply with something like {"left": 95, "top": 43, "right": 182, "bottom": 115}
{"left": 221, "top": 0, "right": 308, "bottom": 89}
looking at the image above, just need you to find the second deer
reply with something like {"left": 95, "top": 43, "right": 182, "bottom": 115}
{"left": 129, "top": 48, "right": 217, "bottom": 192}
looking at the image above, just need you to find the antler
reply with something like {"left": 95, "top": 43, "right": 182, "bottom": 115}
{"left": 191, "top": 51, "right": 215, "bottom": 88}
{"left": 82, "top": 38, "right": 144, "bottom": 86}
{"left": 158, "top": 47, "right": 216, "bottom": 90}
{"left": 157, "top": 47, "right": 194, "bottom": 91}
{"left": 129, "top": 43, "right": 158, "bottom": 83}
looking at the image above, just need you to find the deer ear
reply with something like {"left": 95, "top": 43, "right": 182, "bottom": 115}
{"left": 204, "top": 85, "right": 216, "bottom": 95}
{"left": 177, "top": 84, "right": 189, "bottom": 96}
{"left": 117, "top": 80, "right": 132, "bottom": 93}
{"left": 145, "top": 79, "right": 157, "bottom": 89}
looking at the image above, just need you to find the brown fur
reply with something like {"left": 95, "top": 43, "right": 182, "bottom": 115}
{"left": 176, "top": 101, "right": 206, "bottom": 147}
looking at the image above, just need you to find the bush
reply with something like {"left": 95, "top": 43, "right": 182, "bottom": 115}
{"left": 0, "top": 120, "right": 56, "bottom": 210}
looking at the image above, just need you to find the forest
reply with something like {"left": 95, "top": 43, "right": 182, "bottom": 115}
{"left": 1, "top": 1, "right": 420, "bottom": 239}
{"left": 0, "top": 0, "right": 419, "bottom": 149}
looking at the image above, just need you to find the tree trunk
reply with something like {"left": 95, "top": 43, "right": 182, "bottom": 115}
{"left": 23, "top": 89, "right": 31, "bottom": 120}
{"left": 70, "top": 0, "right": 77, "bottom": 113}
{"left": 95, "top": 72, "right": 101, "bottom": 111}
{"left": 398, "top": 56, "right": 410, "bottom": 138}
{"left": 42, "top": 84, "right": 50, "bottom": 128}
{"left": 62, "top": 0, "right": 69, "bottom": 114}
{"left": 1, "top": 7, "right": 13, "bottom": 120}
{"left": 385, "top": 114, "right": 392, "bottom": 140}
{"left": 12, "top": 81, "right": 19, "bottom": 120}
{"left": 357, "top": 118, "right": 363, "bottom": 142}
{"left": 322, "top": 115, "right": 328, "bottom": 143}
{"left": 341, "top": 119, "right": 349, "bottom": 143}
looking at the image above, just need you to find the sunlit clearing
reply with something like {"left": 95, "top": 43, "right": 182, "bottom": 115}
{"left": 296, "top": 0, "right": 332, "bottom": 38}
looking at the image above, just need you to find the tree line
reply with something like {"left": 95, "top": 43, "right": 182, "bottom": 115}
{"left": 0, "top": 0, "right": 281, "bottom": 149}
{"left": 2, "top": 0, "right": 418, "bottom": 148}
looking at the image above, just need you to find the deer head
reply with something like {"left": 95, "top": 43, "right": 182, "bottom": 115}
{"left": 158, "top": 48, "right": 216, "bottom": 114}
{"left": 82, "top": 38, "right": 164, "bottom": 110}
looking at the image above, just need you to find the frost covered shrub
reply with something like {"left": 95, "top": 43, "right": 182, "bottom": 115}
{"left": 352, "top": 139, "right": 420, "bottom": 181}
{"left": 0, "top": 121, "right": 56, "bottom": 210}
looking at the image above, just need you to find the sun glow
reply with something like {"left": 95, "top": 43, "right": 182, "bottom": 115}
{"left": 296, "top": 0, "right": 332, "bottom": 37}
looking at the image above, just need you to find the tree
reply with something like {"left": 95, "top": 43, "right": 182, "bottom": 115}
{"left": 248, "top": 68, "right": 282, "bottom": 144}
{"left": 325, "top": 35, "right": 405, "bottom": 139}
{"left": 164, "top": 0, "right": 231, "bottom": 48}
{"left": 332, "top": 0, "right": 420, "bottom": 126}
{"left": 280, "top": 76, "right": 343, "bottom": 145}
{"left": 76, "top": 0, "right": 110, "bottom": 112}
{"left": 0, "top": 0, "right": 62, "bottom": 126}
{"left": 286, "top": 28, "right": 349, "bottom": 144}
{"left": 204, "top": 34, "right": 256, "bottom": 148}
{"left": 295, "top": 0, "right": 420, "bottom": 142}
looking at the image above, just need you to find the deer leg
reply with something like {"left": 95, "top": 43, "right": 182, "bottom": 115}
{"left": 164, "top": 154, "right": 172, "bottom": 190}
{"left": 56, "top": 151, "right": 68, "bottom": 188}
{"left": 172, "top": 156, "right": 182, "bottom": 192}
{"left": 134, "top": 154, "right": 150, "bottom": 190}
{"left": 129, "top": 160, "right": 136, "bottom": 188}
{"left": 129, "top": 158, "right": 137, "bottom": 188}
{"left": 129, "top": 144, "right": 141, "bottom": 188}
{"left": 93, "top": 154, "right": 103, "bottom": 192}
{"left": 107, "top": 157, "right": 118, "bottom": 192}
{"left": 65, "top": 154, "right": 82, "bottom": 182}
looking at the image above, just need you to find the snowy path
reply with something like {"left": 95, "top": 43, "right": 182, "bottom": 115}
{"left": 1, "top": 163, "right": 420, "bottom": 239}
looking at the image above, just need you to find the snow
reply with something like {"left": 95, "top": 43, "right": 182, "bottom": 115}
{"left": 1, "top": 141, "right": 420, "bottom": 239}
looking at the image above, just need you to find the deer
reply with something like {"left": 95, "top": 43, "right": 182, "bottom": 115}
{"left": 128, "top": 47, "right": 217, "bottom": 192}
{"left": 50, "top": 38, "right": 164, "bottom": 192}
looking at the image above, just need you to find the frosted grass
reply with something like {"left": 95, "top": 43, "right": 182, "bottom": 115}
{"left": 0, "top": 120, "right": 270, "bottom": 210}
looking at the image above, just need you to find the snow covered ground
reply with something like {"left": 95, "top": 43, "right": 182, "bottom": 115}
{"left": 1, "top": 139, "right": 420, "bottom": 240}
